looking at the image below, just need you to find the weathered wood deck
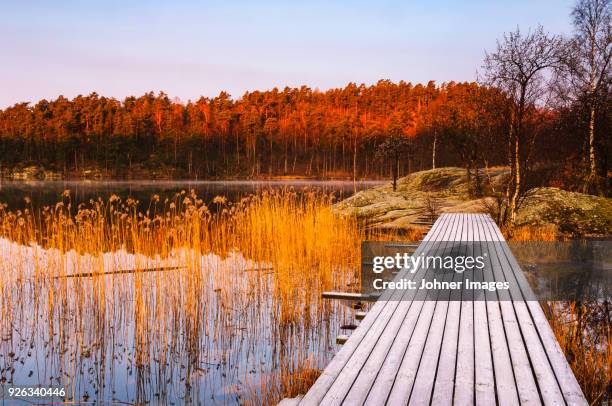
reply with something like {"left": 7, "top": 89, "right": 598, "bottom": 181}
{"left": 296, "top": 213, "right": 587, "bottom": 406}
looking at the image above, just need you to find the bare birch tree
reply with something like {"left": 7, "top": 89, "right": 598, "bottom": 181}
{"left": 482, "top": 26, "right": 564, "bottom": 226}
{"left": 564, "top": 0, "right": 611, "bottom": 194}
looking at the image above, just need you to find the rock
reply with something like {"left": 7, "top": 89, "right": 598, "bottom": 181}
{"left": 333, "top": 167, "right": 611, "bottom": 236}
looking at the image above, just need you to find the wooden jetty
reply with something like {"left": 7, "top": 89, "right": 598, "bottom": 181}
{"left": 290, "top": 213, "right": 587, "bottom": 406}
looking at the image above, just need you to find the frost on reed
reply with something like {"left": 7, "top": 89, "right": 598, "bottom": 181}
{"left": 0, "top": 189, "right": 375, "bottom": 404}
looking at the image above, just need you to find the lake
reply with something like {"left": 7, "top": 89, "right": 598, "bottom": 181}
{"left": 0, "top": 181, "right": 608, "bottom": 405}
{"left": 0, "top": 179, "right": 385, "bottom": 211}
{"left": 0, "top": 182, "right": 377, "bottom": 405}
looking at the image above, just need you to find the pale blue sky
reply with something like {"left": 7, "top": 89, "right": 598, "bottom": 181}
{"left": 0, "top": 0, "right": 574, "bottom": 108}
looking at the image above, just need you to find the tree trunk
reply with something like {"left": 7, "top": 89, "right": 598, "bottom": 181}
{"left": 353, "top": 138, "right": 358, "bottom": 192}
{"left": 474, "top": 159, "right": 481, "bottom": 196}
{"left": 432, "top": 130, "right": 437, "bottom": 169}
{"left": 269, "top": 136, "right": 273, "bottom": 175}
{"left": 507, "top": 92, "right": 525, "bottom": 227}
{"left": 466, "top": 163, "right": 471, "bottom": 196}
{"left": 284, "top": 137, "right": 288, "bottom": 174}
{"left": 174, "top": 137, "right": 178, "bottom": 163}
{"left": 235, "top": 131, "right": 240, "bottom": 170}
{"left": 472, "top": 146, "right": 481, "bottom": 196}
{"left": 586, "top": 104, "right": 598, "bottom": 193}
{"left": 508, "top": 133, "right": 521, "bottom": 224}
{"left": 392, "top": 156, "right": 398, "bottom": 191}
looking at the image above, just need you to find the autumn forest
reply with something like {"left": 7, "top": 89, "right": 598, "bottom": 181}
{"left": 0, "top": 80, "right": 605, "bottom": 186}
{"left": 0, "top": 0, "right": 610, "bottom": 201}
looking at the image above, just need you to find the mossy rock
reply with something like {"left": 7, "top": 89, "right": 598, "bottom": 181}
{"left": 335, "top": 167, "right": 611, "bottom": 237}
{"left": 517, "top": 188, "right": 612, "bottom": 236}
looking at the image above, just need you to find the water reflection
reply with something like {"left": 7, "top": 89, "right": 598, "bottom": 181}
{"left": 510, "top": 241, "right": 611, "bottom": 301}
{"left": 0, "top": 180, "right": 384, "bottom": 211}
{"left": 0, "top": 240, "right": 355, "bottom": 404}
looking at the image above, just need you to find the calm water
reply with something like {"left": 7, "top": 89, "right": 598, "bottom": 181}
{"left": 510, "top": 241, "right": 611, "bottom": 301}
{"left": 1, "top": 182, "right": 609, "bottom": 405}
{"left": 1, "top": 247, "right": 358, "bottom": 405}
{"left": 0, "top": 180, "right": 379, "bottom": 405}
{"left": 0, "top": 180, "right": 385, "bottom": 211}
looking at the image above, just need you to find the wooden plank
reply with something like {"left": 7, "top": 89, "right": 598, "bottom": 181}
{"left": 430, "top": 214, "right": 467, "bottom": 405}
{"left": 491, "top": 220, "right": 588, "bottom": 405}
{"left": 321, "top": 291, "right": 376, "bottom": 301}
{"left": 498, "top": 241, "right": 586, "bottom": 406}
{"left": 336, "top": 335, "right": 349, "bottom": 344}
{"left": 479, "top": 214, "right": 542, "bottom": 405}
{"left": 298, "top": 215, "right": 450, "bottom": 405}
{"left": 523, "top": 301, "right": 588, "bottom": 406}
{"left": 453, "top": 215, "right": 476, "bottom": 406}
{"left": 322, "top": 215, "right": 456, "bottom": 405}
{"left": 476, "top": 214, "right": 520, "bottom": 406}
{"left": 401, "top": 215, "right": 463, "bottom": 404}
{"left": 278, "top": 396, "right": 303, "bottom": 406}
{"left": 410, "top": 214, "right": 467, "bottom": 405}
{"left": 472, "top": 214, "right": 497, "bottom": 405}
{"left": 359, "top": 215, "right": 457, "bottom": 405}
{"left": 355, "top": 311, "right": 366, "bottom": 320}
{"left": 383, "top": 214, "right": 463, "bottom": 405}
{"left": 482, "top": 215, "right": 584, "bottom": 405}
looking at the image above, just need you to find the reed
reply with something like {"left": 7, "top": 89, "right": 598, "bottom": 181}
{"left": 546, "top": 301, "right": 611, "bottom": 404}
{"left": 504, "top": 225, "right": 559, "bottom": 241}
{"left": 1, "top": 191, "right": 604, "bottom": 404}
{"left": 0, "top": 189, "right": 391, "bottom": 404}
{"left": 507, "top": 226, "right": 610, "bottom": 404}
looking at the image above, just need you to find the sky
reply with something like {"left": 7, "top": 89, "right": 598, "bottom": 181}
{"left": 0, "top": 0, "right": 575, "bottom": 108}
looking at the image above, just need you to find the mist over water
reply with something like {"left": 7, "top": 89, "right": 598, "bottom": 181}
{"left": 0, "top": 180, "right": 384, "bottom": 211}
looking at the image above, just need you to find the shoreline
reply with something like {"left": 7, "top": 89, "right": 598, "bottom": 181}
{"left": 0, "top": 166, "right": 390, "bottom": 182}
{"left": 0, "top": 177, "right": 388, "bottom": 183}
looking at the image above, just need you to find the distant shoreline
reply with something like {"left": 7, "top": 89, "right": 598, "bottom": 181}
{"left": 1, "top": 165, "right": 389, "bottom": 182}
{"left": 0, "top": 178, "right": 387, "bottom": 185}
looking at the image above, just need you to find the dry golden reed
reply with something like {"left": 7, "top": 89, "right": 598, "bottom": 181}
{"left": 546, "top": 302, "right": 611, "bottom": 404}
{"left": 503, "top": 225, "right": 559, "bottom": 241}
{"left": 1, "top": 191, "right": 605, "bottom": 404}
{"left": 0, "top": 189, "right": 394, "bottom": 404}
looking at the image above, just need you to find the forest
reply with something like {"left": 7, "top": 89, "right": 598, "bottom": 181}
{"left": 0, "top": 0, "right": 609, "bottom": 200}
{"left": 0, "top": 80, "right": 606, "bottom": 187}
{"left": 0, "top": 81, "right": 502, "bottom": 176}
